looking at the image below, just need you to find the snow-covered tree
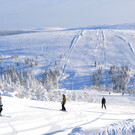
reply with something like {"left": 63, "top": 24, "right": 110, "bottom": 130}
{"left": 92, "top": 68, "right": 102, "bottom": 86}
{"left": 108, "top": 65, "right": 130, "bottom": 93}
{"left": 42, "top": 68, "right": 60, "bottom": 91}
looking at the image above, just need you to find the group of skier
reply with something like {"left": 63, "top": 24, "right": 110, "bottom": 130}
{"left": 0, "top": 92, "right": 106, "bottom": 116}
{"left": 61, "top": 94, "right": 106, "bottom": 112}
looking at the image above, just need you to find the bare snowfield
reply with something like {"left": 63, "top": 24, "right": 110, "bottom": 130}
{"left": 1, "top": 90, "right": 135, "bottom": 135}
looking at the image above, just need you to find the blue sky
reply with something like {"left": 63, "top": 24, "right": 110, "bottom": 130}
{"left": 0, "top": 0, "right": 135, "bottom": 30}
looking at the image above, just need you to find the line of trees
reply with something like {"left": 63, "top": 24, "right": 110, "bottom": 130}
{"left": 0, "top": 65, "right": 60, "bottom": 100}
{"left": 0, "top": 59, "right": 93, "bottom": 102}
{"left": 92, "top": 65, "right": 132, "bottom": 93}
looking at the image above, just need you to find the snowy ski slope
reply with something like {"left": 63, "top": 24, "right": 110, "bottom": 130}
{"left": 0, "top": 27, "right": 135, "bottom": 134}
{"left": 0, "top": 29, "right": 135, "bottom": 89}
{"left": 1, "top": 91, "right": 135, "bottom": 135}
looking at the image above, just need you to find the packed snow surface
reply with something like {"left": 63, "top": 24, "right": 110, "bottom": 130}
{"left": 1, "top": 90, "right": 135, "bottom": 135}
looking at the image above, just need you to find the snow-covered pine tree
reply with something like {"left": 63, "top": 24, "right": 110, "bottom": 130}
{"left": 92, "top": 68, "right": 102, "bottom": 86}
{"left": 108, "top": 65, "right": 130, "bottom": 93}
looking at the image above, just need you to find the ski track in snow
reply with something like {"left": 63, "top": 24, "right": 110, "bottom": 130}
{"left": 101, "top": 30, "right": 107, "bottom": 68}
{"left": 44, "top": 112, "right": 105, "bottom": 135}
{"left": 94, "top": 29, "right": 107, "bottom": 68}
{"left": 115, "top": 35, "right": 135, "bottom": 59}
{"left": 59, "top": 30, "right": 84, "bottom": 82}
{"left": 8, "top": 122, "right": 17, "bottom": 135}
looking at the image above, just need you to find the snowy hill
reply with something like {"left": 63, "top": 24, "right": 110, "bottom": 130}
{"left": 67, "top": 23, "right": 135, "bottom": 30}
{"left": 0, "top": 24, "right": 135, "bottom": 134}
{"left": 0, "top": 26, "right": 135, "bottom": 90}
{"left": 1, "top": 90, "right": 135, "bottom": 135}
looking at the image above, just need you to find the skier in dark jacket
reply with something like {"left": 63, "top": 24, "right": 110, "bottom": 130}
{"left": 0, "top": 95, "right": 3, "bottom": 116}
{"left": 61, "top": 94, "right": 66, "bottom": 111}
{"left": 101, "top": 97, "right": 106, "bottom": 109}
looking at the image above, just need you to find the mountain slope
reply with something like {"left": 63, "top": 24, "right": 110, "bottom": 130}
{"left": 0, "top": 29, "right": 135, "bottom": 90}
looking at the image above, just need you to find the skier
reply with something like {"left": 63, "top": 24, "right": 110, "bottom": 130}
{"left": 61, "top": 94, "right": 66, "bottom": 111}
{"left": 101, "top": 97, "right": 106, "bottom": 109}
{"left": 0, "top": 95, "right": 3, "bottom": 116}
